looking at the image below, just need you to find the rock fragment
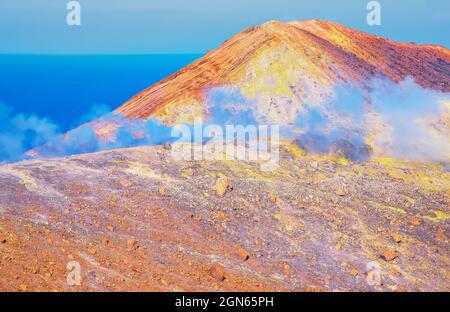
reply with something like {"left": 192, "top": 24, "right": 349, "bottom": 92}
{"left": 215, "top": 176, "right": 232, "bottom": 197}
{"left": 209, "top": 264, "right": 225, "bottom": 281}
{"left": 236, "top": 246, "right": 250, "bottom": 261}
{"left": 100, "top": 237, "right": 109, "bottom": 246}
{"left": 391, "top": 233, "right": 402, "bottom": 243}
{"left": 380, "top": 251, "right": 398, "bottom": 262}
{"left": 18, "top": 284, "right": 28, "bottom": 291}
{"left": 158, "top": 187, "right": 167, "bottom": 196}
{"left": 87, "top": 246, "right": 98, "bottom": 255}
{"left": 127, "top": 239, "right": 139, "bottom": 251}
{"left": 335, "top": 188, "right": 348, "bottom": 196}
{"left": 268, "top": 193, "right": 277, "bottom": 203}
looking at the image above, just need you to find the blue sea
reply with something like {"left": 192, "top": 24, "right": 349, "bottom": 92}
{"left": 0, "top": 54, "right": 201, "bottom": 161}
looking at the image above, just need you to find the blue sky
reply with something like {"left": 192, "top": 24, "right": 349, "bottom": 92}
{"left": 0, "top": 0, "right": 449, "bottom": 54}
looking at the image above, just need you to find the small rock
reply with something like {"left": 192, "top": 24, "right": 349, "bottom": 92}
{"left": 18, "top": 284, "right": 28, "bottom": 291}
{"left": 193, "top": 214, "right": 202, "bottom": 221}
{"left": 158, "top": 187, "right": 167, "bottom": 196}
{"left": 87, "top": 246, "right": 98, "bottom": 255}
{"left": 0, "top": 235, "right": 6, "bottom": 244}
{"left": 411, "top": 218, "right": 421, "bottom": 226}
{"left": 118, "top": 178, "right": 133, "bottom": 188}
{"left": 236, "top": 246, "right": 250, "bottom": 261}
{"left": 209, "top": 264, "right": 225, "bottom": 281}
{"left": 380, "top": 251, "right": 398, "bottom": 262}
{"left": 268, "top": 194, "right": 277, "bottom": 203}
{"left": 150, "top": 232, "right": 163, "bottom": 243}
{"left": 350, "top": 268, "right": 359, "bottom": 277}
{"left": 335, "top": 188, "right": 348, "bottom": 196}
{"left": 132, "top": 264, "right": 143, "bottom": 273}
{"left": 183, "top": 169, "right": 194, "bottom": 177}
{"left": 107, "top": 225, "right": 114, "bottom": 232}
{"left": 391, "top": 233, "right": 402, "bottom": 243}
{"left": 215, "top": 176, "right": 232, "bottom": 197}
{"left": 305, "top": 286, "right": 324, "bottom": 292}
{"left": 335, "top": 243, "right": 342, "bottom": 251}
{"left": 127, "top": 239, "right": 139, "bottom": 251}
{"left": 436, "top": 228, "right": 446, "bottom": 242}
{"left": 100, "top": 237, "right": 109, "bottom": 245}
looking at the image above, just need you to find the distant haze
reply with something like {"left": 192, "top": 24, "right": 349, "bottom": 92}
{"left": 0, "top": 0, "right": 449, "bottom": 54}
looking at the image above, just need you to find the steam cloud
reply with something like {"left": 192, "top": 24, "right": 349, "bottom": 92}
{"left": 2, "top": 77, "right": 449, "bottom": 164}
{"left": 0, "top": 101, "right": 60, "bottom": 162}
{"left": 295, "top": 77, "right": 449, "bottom": 163}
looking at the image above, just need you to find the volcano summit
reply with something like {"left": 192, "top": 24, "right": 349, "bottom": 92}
{"left": 28, "top": 20, "right": 450, "bottom": 163}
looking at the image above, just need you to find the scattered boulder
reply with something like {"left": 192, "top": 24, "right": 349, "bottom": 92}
{"left": 335, "top": 188, "right": 348, "bottom": 196}
{"left": 127, "top": 239, "right": 139, "bottom": 251}
{"left": 380, "top": 251, "right": 398, "bottom": 262}
{"left": 215, "top": 176, "right": 232, "bottom": 197}
{"left": 236, "top": 246, "right": 250, "bottom": 261}
{"left": 31, "top": 265, "right": 39, "bottom": 274}
{"left": 100, "top": 237, "right": 109, "bottom": 246}
{"left": 118, "top": 178, "right": 133, "bottom": 188}
{"left": 391, "top": 233, "right": 402, "bottom": 243}
{"left": 18, "top": 284, "right": 28, "bottom": 292}
{"left": 158, "top": 187, "right": 167, "bottom": 196}
{"left": 268, "top": 193, "right": 277, "bottom": 203}
{"left": 87, "top": 246, "right": 98, "bottom": 255}
{"left": 209, "top": 264, "right": 225, "bottom": 281}
{"left": 436, "top": 228, "right": 446, "bottom": 242}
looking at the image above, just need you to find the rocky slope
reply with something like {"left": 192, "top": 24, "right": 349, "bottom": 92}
{"left": 3, "top": 20, "right": 449, "bottom": 292}
{"left": 117, "top": 20, "right": 450, "bottom": 123}
{"left": 1, "top": 144, "right": 449, "bottom": 291}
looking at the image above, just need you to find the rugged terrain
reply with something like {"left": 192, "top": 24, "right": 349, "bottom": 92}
{"left": 2, "top": 20, "right": 449, "bottom": 292}
{"left": 1, "top": 143, "right": 449, "bottom": 291}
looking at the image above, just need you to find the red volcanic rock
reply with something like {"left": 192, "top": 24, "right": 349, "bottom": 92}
{"left": 27, "top": 20, "right": 450, "bottom": 160}
{"left": 380, "top": 251, "right": 399, "bottom": 262}
{"left": 126, "top": 239, "right": 139, "bottom": 251}
{"left": 209, "top": 264, "right": 226, "bottom": 281}
{"left": 116, "top": 20, "right": 450, "bottom": 123}
{"left": 235, "top": 246, "right": 250, "bottom": 262}
{"left": 0, "top": 145, "right": 449, "bottom": 291}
